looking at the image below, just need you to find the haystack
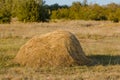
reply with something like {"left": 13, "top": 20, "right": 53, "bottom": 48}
{"left": 14, "top": 30, "right": 92, "bottom": 67}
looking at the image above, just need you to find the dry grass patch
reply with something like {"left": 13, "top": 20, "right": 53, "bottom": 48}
{"left": 0, "top": 20, "right": 120, "bottom": 79}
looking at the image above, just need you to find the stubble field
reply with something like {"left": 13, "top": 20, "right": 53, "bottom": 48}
{"left": 0, "top": 20, "right": 120, "bottom": 80}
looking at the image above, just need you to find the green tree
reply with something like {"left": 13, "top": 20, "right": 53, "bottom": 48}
{"left": 106, "top": 3, "right": 120, "bottom": 22}
{"left": 88, "top": 4, "right": 107, "bottom": 20}
{"left": 69, "top": 2, "right": 82, "bottom": 19}
{"left": 50, "top": 1, "right": 120, "bottom": 22}
{"left": 0, "top": 0, "right": 12, "bottom": 23}
{"left": 16, "top": 0, "right": 49, "bottom": 22}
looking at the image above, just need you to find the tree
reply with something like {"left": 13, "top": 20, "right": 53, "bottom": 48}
{"left": 82, "top": 0, "right": 88, "bottom": 6}
{"left": 0, "top": 0, "right": 12, "bottom": 23}
{"left": 16, "top": 0, "right": 49, "bottom": 22}
{"left": 106, "top": 3, "right": 120, "bottom": 22}
{"left": 88, "top": 4, "right": 107, "bottom": 20}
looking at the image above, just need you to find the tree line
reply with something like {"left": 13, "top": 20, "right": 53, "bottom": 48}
{"left": 51, "top": 2, "right": 120, "bottom": 23}
{"left": 0, "top": 0, "right": 120, "bottom": 23}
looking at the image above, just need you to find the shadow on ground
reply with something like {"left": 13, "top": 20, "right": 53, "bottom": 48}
{"left": 88, "top": 55, "right": 120, "bottom": 66}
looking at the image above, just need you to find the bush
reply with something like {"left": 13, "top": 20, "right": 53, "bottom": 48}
{"left": 51, "top": 8, "right": 69, "bottom": 19}
{"left": 50, "top": 3, "right": 108, "bottom": 21}
{"left": 0, "top": 1, "right": 11, "bottom": 23}
{"left": 0, "top": 9, "right": 11, "bottom": 23}
{"left": 112, "top": 18, "right": 119, "bottom": 23}
{"left": 16, "top": 0, "right": 49, "bottom": 22}
{"left": 108, "top": 12, "right": 119, "bottom": 23}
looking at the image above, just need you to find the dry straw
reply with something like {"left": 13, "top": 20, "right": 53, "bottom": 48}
{"left": 14, "top": 30, "right": 93, "bottom": 68}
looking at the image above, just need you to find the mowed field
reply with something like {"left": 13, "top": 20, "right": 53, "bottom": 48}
{"left": 0, "top": 20, "right": 120, "bottom": 80}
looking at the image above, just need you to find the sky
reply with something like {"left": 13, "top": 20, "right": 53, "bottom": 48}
{"left": 45, "top": 0, "right": 120, "bottom": 6}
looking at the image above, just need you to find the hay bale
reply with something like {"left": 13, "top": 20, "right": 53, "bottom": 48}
{"left": 14, "top": 30, "right": 92, "bottom": 67}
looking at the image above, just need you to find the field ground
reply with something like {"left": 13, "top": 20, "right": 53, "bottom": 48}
{"left": 0, "top": 20, "right": 120, "bottom": 80}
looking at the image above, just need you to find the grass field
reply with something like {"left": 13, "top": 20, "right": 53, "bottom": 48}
{"left": 0, "top": 20, "right": 120, "bottom": 80}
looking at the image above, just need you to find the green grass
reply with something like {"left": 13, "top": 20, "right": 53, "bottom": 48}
{"left": 0, "top": 53, "right": 16, "bottom": 69}
{"left": 0, "top": 38, "right": 28, "bottom": 52}
{"left": 0, "top": 38, "right": 28, "bottom": 69}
